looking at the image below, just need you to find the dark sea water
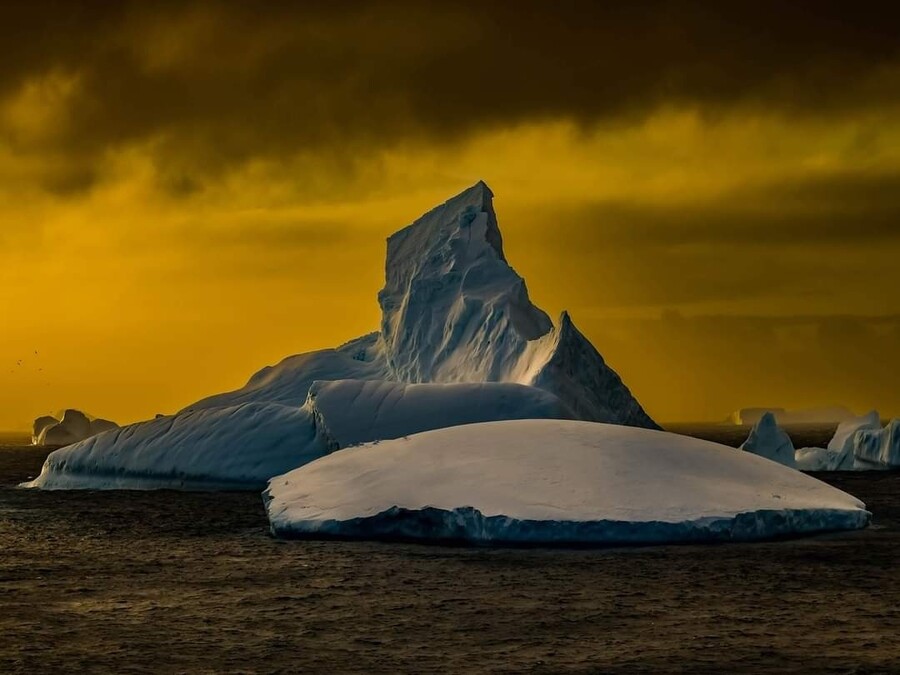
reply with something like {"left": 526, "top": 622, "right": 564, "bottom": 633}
{"left": 3, "top": 425, "right": 900, "bottom": 673}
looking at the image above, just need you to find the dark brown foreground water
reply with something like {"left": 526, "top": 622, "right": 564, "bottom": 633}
{"left": 3, "top": 426, "right": 900, "bottom": 674}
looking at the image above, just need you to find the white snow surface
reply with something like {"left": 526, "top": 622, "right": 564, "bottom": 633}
{"left": 24, "top": 380, "right": 573, "bottom": 490}
{"left": 24, "top": 403, "right": 327, "bottom": 490}
{"left": 739, "top": 412, "right": 796, "bottom": 468}
{"left": 27, "top": 181, "right": 657, "bottom": 491}
{"left": 265, "top": 420, "right": 870, "bottom": 545}
{"left": 307, "top": 379, "right": 572, "bottom": 448}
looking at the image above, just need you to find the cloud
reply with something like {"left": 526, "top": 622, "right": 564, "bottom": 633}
{"left": 547, "top": 169, "right": 900, "bottom": 249}
{"left": 0, "top": 1, "right": 898, "bottom": 192}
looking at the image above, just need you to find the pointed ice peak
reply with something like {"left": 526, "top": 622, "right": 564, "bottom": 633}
{"left": 384, "top": 181, "right": 504, "bottom": 271}
{"left": 757, "top": 411, "right": 778, "bottom": 431}
{"left": 740, "top": 411, "right": 795, "bottom": 468}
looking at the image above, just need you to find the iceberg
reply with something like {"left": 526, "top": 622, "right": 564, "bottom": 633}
{"left": 853, "top": 419, "right": 900, "bottom": 468}
{"left": 24, "top": 403, "right": 327, "bottom": 490}
{"left": 32, "top": 415, "right": 58, "bottom": 445}
{"left": 306, "top": 379, "right": 572, "bottom": 449}
{"left": 264, "top": 419, "right": 870, "bottom": 545}
{"left": 24, "top": 380, "right": 575, "bottom": 490}
{"left": 794, "top": 411, "right": 889, "bottom": 471}
{"left": 795, "top": 446, "right": 854, "bottom": 472}
{"left": 739, "top": 411, "right": 796, "bottom": 468}
{"left": 828, "top": 410, "right": 881, "bottom": 454}
{"left": 27, "top": 182, "right": 656, "bottom": 491}
{"left": 32, "top": 409, "right": 119, "bottom": 447}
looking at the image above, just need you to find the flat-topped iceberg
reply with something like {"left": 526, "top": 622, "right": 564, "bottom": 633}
{"left": 26, "top": 182, "right": 656, "bottom": 491}
{"left": 264, "top": 420, "right": 870, "bottom": 545}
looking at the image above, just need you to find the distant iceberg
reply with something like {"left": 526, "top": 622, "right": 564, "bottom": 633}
{"left": 828, "top": 411, "right": 882, "bottom": 455}
{"left": 853, "top": 419, "right": 900, "bottom": 469}
{"left": 26, "top": 182, "right": 657, "bottom": 491}
{"left": 794, "top": 411, "right": 890, "bottom": 471}
{"left": 264, "top": 420, "right": 870, "bottom": 545}
{"left": 739, "top": 412, "right": 795, "bottom": 468}
{"left": 32, "top": 409, "right": 118, "bottom": 447}
{"left": 727, "top": 406, "right": 856, "bottom": 426}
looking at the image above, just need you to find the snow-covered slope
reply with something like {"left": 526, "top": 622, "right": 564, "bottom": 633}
{"left": 24, "top": 379, "right": 573, "bottom": 490}
{"left": 27, "top": 181, "right": 657, "bottom": 491}
{"left": 24, "top": 403, "right": 327, "bottom": 490}
{"left": 739, "top": 412, "right": 796, "bottom": 468}
{"left": 307, "top": 379, "right": 572, "bottom": 448}
{"left": 182, "top": 333, "right": 387, "bottom": 412}
{"left": 265, "top": 419, "right": 869, "bottom": 545}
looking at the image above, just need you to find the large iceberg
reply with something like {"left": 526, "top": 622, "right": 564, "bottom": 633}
{"left": 26, "top": 182, "right": 656, "bottom": 491}
{"left": 24, "top": 381, "right": 575, "bottom": 490}
{"left": 24, "top": 403, "right": 324, "bottom": 490}
{"left": 739, "top": 412, "right": 796, "bottom": 468}
{"left": 264, "top": 419, "right": 870, "bottom": 545}
{"left": 32, "top": 409, "right": 119, "bottom": 446}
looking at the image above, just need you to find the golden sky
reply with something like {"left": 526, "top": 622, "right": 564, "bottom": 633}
{"left": 2, "top": 1, "right": 899, "bottom": 429}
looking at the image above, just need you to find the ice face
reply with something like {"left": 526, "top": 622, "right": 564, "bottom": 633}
{"left": 854, "top": 419, "right": 900, "bottom": 468}
{"left": 377, "top": 181, "right": 657, "bottom": 428}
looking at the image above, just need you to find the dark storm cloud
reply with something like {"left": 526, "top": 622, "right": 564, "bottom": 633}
{"left": 182, "top": 220, "right": 351, "bottom": 251}
{"left": 1, "top": 0, "right": 899, "bottom": 182}
{"left": 540, "top": 169, "right": 900, "bottom": 249}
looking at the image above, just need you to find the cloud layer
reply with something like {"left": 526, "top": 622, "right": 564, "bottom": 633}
{"left": 1, "top": 2, "right": 898, "bottom": 427}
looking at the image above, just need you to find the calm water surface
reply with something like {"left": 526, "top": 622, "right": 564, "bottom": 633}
{"left": 3, "top": 426, "right": 900, "bottom": 673}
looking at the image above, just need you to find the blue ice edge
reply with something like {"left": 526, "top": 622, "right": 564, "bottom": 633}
{"left": 263, "top": 499, "right": 872, "bottom": 547}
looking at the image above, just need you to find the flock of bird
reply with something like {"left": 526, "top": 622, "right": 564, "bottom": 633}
{"left": 7, "top": 350, "right": 48, "bottom": 383}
